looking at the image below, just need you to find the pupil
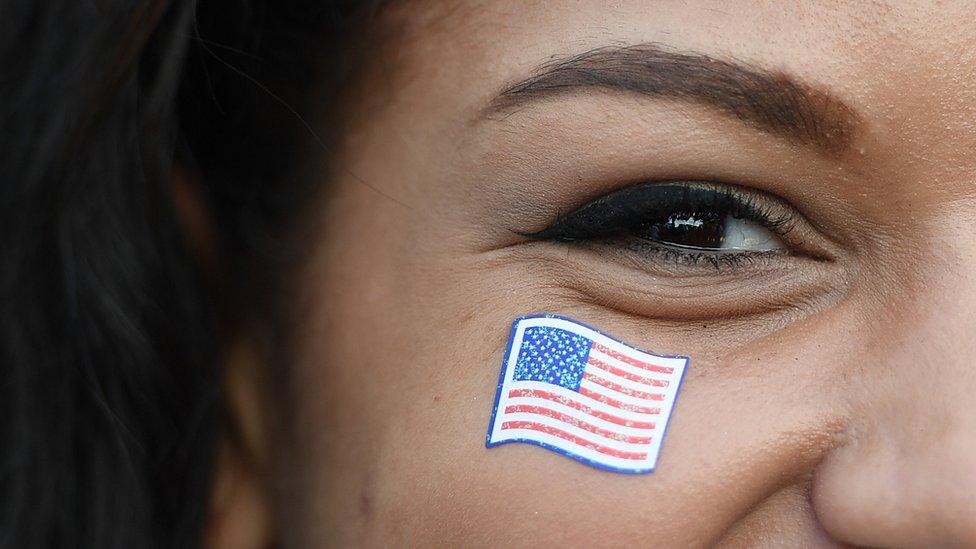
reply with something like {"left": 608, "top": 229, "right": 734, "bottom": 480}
{"left": 644, "top": 213, "right": 726, "bottom": 248}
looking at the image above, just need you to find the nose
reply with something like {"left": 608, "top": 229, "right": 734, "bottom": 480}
{"left": 810, "top": 253, "right": 976, "bottom": 547}
{"left": 813, "top": 403, "right": 976, "bottom": 547}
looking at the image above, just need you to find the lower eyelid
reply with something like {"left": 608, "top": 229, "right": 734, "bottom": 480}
{"left": 507, "top": 239, "right": 848, "bottom": 323}
{"left": 616, "top": 238, "right": 787, "bottom": 271}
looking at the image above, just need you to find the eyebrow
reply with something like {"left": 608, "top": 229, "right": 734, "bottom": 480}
{"left": 485, "top": 44, "right": 862, "bottom": 155}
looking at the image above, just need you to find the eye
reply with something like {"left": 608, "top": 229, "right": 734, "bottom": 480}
{"left": 636, "top": 212, "right": 784, "bottom": 252}
{"left": 525, "top": 182, "right": 801, "bottom": 267}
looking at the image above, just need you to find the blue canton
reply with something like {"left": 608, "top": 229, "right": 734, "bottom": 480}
{"left": 512, "top": 326, "right": 592, "bottom": 390}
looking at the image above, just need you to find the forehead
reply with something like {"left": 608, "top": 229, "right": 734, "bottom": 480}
{"left": 392, "top": 0, "right": 975, "bottom": 63}
{"left": 367, "top": 0, "right": 976, "bottom": 200}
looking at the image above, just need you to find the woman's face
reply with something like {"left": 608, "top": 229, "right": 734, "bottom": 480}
{"left": 281, "top": 2, "right": 976, "bottom": 546}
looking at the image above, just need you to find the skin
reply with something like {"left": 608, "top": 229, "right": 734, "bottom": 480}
{"left": 211, "top": 1, "right": 976, "bottom": 547}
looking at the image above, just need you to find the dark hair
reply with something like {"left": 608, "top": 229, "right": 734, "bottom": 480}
{"left": 1, "top": 1, "right": 377, "bottom": 546}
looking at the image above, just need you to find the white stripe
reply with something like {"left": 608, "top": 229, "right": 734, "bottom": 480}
{"left": 506, "top": 380, "right": 661, "bottom": 416}
{"left": 588, "top": 348, "right": 675, "bottom": 384}
{"left": 491, "top": 429, "right": 657, "bottom": 471}
{"left": 503, "top": 396, "right": 658, "bottom": 436}
{"left": 578, "top": 378, "right": 664, "bottom": 407}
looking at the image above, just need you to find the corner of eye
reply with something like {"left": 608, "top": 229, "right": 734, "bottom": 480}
{"left": 515, "top": 227, "right": 552, "bottom": 240}
{"left": 512, "top": 207, "right": 574, "bottom": 241}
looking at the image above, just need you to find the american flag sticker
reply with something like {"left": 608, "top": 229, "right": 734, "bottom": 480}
{"left": 485, "top": 314, "right": 689, "bottom": 474}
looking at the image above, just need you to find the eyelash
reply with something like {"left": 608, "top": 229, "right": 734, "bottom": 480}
{"left": 621, "top": 240, "right": 780, "bottom": 269}
{"left": 524, "top": 181, "right": 799, "bottom": 269}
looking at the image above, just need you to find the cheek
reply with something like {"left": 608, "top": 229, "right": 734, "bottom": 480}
{"left": 287, "top": 209, "right": 866, "bottom": 545}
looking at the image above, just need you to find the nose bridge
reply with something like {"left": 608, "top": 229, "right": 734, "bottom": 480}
{"left": 872, "top": 228, "right": 976, "bottom": 431}
{"left": 810, "top": 237, "right": 976, "bottom": 547}
{"left": 906, "top": 234, "right": 976, "bottom": 409}
{"left": 902, "top": 241, "right": 976, "bottom": 390}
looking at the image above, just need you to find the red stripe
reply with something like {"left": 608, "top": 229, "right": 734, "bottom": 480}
{"left": 504, "top": 405, "right": 653, "bottom": 443}
{"left": 508, "top": 388, "right": 660, "bottom": 420}
{"left": 592, "top": 342, "right": 674, "bottom": 374}
{"left": 501, "top": 421, "right": 648, "bottom": 460}
{"left": 587, "top": 356, "right": 669, "bottom": 387}
{"left": 584, "top": 372, "right": 665, "bottom": 401}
